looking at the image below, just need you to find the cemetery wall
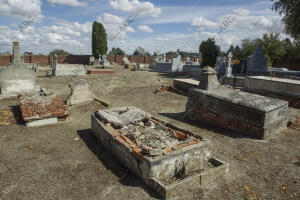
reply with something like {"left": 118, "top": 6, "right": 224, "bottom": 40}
{"left": 0, "top": 55, "right": 201, "bottom": 66}
{"left": 0, "top": 56, "right": 11, "bottom": 66}
{"left": 272, "top": 59, "right": 300, "bottom": 71}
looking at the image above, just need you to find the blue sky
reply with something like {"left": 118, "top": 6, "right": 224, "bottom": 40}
{"left": 0, "top": 0, "right": 287, "bottom": 54}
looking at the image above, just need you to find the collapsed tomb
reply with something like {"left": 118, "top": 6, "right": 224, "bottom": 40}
{"left": 92, "top": 107, "right": 228, "bottom": 199}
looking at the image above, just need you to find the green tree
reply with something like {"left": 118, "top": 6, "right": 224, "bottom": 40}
{"left": 233, "top": 45, "right": 243, "bottom": 60}
{"left": 272, "top": 0, "right": 300, "bottom": 39}
{"left": 133, "top": 46, "right": 150, "bottom": 56}
{"left": 49, "top": 49, "right": 70, "bottom": 56}
{"left": 199, "top": 38, "right": 220, "bottom": 67}
{"left": 226, "top": 45, "right": 235, "bottom": 56}
{"left": 283, "top": 38, "right": 293, "bottom": 58}
{"left": 109, "top": 47, "right": 125, "bottom": 55}
{"left": 240, "top": 38, "right": 262, "bottom": 60}
{"left": 92, "top": 21, "right": 108, "bottom": 59}
{"left": 261, "top": 33, "right": 286, "bottom": 65}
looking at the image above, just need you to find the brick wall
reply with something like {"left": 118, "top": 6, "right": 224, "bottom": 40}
{"left": 0, "top": 56, "right": 11, "bottom": 66}
{"left": 272, "top": 59, "right": 300, "bottom": 71}
{"left": 0, "top": 54, "right": 202, "bottom": 66}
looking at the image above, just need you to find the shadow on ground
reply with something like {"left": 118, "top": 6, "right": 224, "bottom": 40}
{"left": 159, "top": 111, "right": 259, "bottom": 139}
{"left": 77, "top": 129, "right": 160, "bottom": 199}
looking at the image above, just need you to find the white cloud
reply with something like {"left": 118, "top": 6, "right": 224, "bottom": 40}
{"left": 0, "top": 0, "right": 42, "bottom": 19}
{"left": 138, "top": 25, "right": 153, "bottom": 33}
{"left": 109, "top": 0, "right": 161, "bottom": 17}
{"left": 97, "top": 13, "right": 135, "bottom": 40}
{"left": 233, "top": 8, "right": 250, "bottom": 16}
{"left": 191, "top": 17, "right": 218, "bottom": 29}
{"left": 47, "top": 0, "right": 87, "bottom": 7}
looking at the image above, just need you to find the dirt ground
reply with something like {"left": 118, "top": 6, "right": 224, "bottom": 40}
{"left": 0, "top": 65, "right": 299, "bottom": 200}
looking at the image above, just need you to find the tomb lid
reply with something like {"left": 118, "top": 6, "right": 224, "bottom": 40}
{"left": 192, "top": 86, "right": 288, "bottom": 112}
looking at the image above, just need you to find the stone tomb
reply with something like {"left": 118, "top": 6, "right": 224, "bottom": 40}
{"left": 244, "top": 76, "right": 300, "bottom": 98}
{"left": 19, "top": 93, "right": 70, "bottom": 127}
{"left": 51, "top": 54, "right": 86, "bottom": 76}
{"left": 92, "top": 107, "right": 228, "bottom": 199}
{"left": 151, "top": 55, "right": 183, "bottom": 73}
{"left": 67, "top": 79, "right": 94, "bottom": 105}
{"left": 186, "top": 86, "right": 289, "bottom": 139}
{"left": 0, "top": 42, "right": 37, "bottom": 96}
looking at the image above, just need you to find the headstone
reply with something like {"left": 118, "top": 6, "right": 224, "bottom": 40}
{"left": 199, "top": 66, "right": 220, "bottom": 90}
{"left": 224, "top": 52, "right": 233, "bottom": 77}
{"left": 163, "top": 54, "right": 166, "bottom": 62}
{"left": 216, "top": 56, "right": 227, "bottom": 78}
{"left": 123, "top": 55, "right": 130, "bottom": 65}
{"left": 89, "top": 56, "right": 95, "bottom": 65}
{"left": 171, "top": 55, "right": 183, "bottom": 72}
{"left": 67, "top": 79, "right": 93, "bottom": 105}
{"left": 247, "top": 45, "right": 268, "bottom": 73}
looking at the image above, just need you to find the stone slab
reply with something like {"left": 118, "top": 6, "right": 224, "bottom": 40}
{"left": 220, "top": 76, "right": 245, "bottom": 87}
{"left": 244, "top": 76, "right": 300, "bottom": 98}
{"left": 87, "top": 70, "right": 115, "bottom": 74}
{"left": 186, "top": 86, "right": 289, "bottom": 139}
{"left": 173, "top": 79, "right": 199, "bottom": 92}
{"left": 26, "top": 118, "right": 58, "bottom": 127}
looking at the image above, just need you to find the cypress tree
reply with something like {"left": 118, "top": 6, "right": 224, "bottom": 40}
{"left": 92, "top": 21, "right": 108, "bottom": 59}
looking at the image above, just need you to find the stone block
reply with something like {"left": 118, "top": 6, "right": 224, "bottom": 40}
{"left": 199, "top": 66, "right": 220, "bottom": 90}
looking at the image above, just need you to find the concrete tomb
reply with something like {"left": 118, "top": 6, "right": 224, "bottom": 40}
{"left": 67, "top": 79, "right": 94, "bottom": 105}
{"left": 19, "top": 92, "right": 70, "bottom": 127}
{"left": 244, "top": 76, "right": 300, "bottom": 99}
{"left": 0, "top": 42, "right": 37, "bottom": 96}
{"left": 92, "top": 107, "right": 228, "bottom": 199}
{"left": 151, "top": 55, "right": 183, "bottom": 73}
{"left": 51, "top": 54, "right": 86, "bottom": 76}
{"left": 186, "top": 86, "right": 289, "bottom": 139}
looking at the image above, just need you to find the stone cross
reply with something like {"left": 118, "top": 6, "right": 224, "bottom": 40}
{"left": 225, "top": 52, "right": 233, "bottom": 77}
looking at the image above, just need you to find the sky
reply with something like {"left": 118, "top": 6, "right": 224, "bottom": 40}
{"left": 0, "top": 0, "right": 288, "bottom": 55}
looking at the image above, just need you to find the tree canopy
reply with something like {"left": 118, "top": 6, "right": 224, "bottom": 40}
{"left": 133, "top": 46, "right": 150, "bottom": 56}
{"left": 49, "top": 49, "right": 70, "bottom": 56}
{"left": 92, "top": 21, "right": 108, "bottom": 59}
{"left": 199, "top": 38, "right": 220, "bottom": 67}
{"left": 109, "top": 47, "right": 125, "bottom": 55}
{"left": 272, "top": 0, "right": 300, "bottom": 39}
